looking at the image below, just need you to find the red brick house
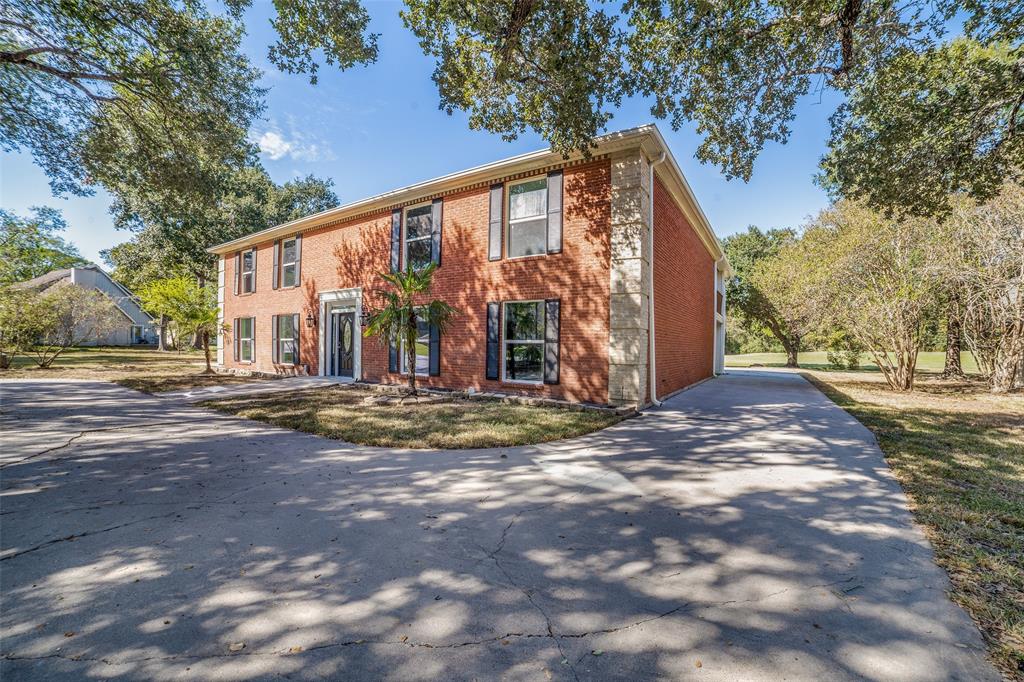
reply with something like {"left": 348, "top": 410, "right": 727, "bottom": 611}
{"left": 209, "top": 125, "right": 729, "bottom": 407}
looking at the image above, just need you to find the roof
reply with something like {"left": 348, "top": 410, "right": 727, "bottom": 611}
{"left": 13, "top": 267, "right": 73, "bottom": 291}
{"left": 207, "top": 124, "right": 730, "bottom": 273}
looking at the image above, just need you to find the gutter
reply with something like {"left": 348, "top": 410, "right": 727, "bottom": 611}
{"left": 648, "top": 151, "right": 667, "bottom": 408}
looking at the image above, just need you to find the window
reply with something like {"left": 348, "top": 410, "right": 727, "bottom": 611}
{"left": 130, "top": 325, "right": 145, "bottom": 344}
{"left": 400, "top": 315, "right": 430, "bottom": 376}
{"left": 241, "top": 249, "right": 255, "bottom": 293}
{"left": 277, "top": 315, "right": 297, "bottom": 364}
{"left": 507, "top": 177, "right": 547, "bottom": 258}
{"left": 503, "top": 301, "right": 544, "bottom": 383}
{"left": 282, "top": 238, "right": 297, "bottom": 288}
{"left": 404, "top": 204, "right": 432, "bottom": 270}
{"left": 238, "top": 317, "right": 254, "bottom": 362}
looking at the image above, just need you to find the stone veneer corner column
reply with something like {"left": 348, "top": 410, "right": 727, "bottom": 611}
{"left": 608, "top": 150, "right": 651, "bottom": 406}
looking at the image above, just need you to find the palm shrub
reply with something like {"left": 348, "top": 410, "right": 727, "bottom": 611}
{"left": 364, "top": 263, "right": 457, "bottom": 395}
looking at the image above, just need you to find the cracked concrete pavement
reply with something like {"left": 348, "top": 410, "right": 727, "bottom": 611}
{"left": 0, "top": 370, "right": 998, "bottom": 680}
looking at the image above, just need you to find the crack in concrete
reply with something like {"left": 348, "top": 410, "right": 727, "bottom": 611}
{"left": 0, "top": 420, "right": 189, "bottom": 470}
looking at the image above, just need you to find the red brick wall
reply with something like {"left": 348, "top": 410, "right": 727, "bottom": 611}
{"left": 222, "top": 159, "right": 612, "bottom": 404}
{"left": 652, "top": 175, "right": 715, "bottom": 398}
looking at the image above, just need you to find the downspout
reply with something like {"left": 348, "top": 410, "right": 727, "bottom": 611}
{"left": 648, "top": 151, "right": 667, "bottom": 407}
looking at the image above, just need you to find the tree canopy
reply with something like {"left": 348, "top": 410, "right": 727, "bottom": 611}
{"left": 0, "top": 207, "right": 87, "bottom": 284}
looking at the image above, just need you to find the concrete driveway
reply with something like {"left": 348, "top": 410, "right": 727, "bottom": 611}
{"left": 0, "top": 371, "right": 996, "bottom": 680}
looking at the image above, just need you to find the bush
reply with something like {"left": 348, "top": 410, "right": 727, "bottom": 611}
{"left": 825, "top": 330, "right": 866, "bottom": 370}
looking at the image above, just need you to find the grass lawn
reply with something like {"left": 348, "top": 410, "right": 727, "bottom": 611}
{"left": 727, "top": 350, "right": 979, "bottom": 373}
{"left": 803, "top": 370, "right": 1023, "bottom": 678}
{"left": 201, "top": 385, "right": 624, "bottom": 449}
{"left": 0, "top": 346, "right": 262, "bottom": 393}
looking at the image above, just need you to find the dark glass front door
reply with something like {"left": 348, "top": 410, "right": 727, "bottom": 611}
{"left": 330, "top": 311, "right": 355, "bottom": 377}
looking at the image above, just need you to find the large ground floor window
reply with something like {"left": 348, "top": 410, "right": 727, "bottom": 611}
{"left": 277, "top": 314, "right": 297, "bottom": 365}
{"left": 400, "top": 316, "right": 430, "bottom": 376}
{"left": 503, "top": 301, "right": 544, "bottom": 383}
{"left": 238, "top": 317, "right": 254, "bottom": 362}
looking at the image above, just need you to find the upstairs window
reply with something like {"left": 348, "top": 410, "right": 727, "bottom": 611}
{"left": 404, "top": 204, "right": 433, "bottom": 271}
{"left": 507, "top": 178, "right": 548, "bottom": 258}
{"left": 282, "top": 238, "right": 297, "bottom": 288}
{"left": 241, "top": 249, "right": 255, "bottom": 293}
{"left": 503, "top": 301, "right": 544, "bottom": 383}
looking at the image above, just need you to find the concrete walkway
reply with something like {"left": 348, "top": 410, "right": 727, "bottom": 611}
{"left": 158, "top": 375, "right": 352, "bottom": 403}
{"left": 0, "top": 371, "right": 996, "bottom": 680}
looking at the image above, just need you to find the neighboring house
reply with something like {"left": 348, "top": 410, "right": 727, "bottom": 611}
{"left": 16, "top": 265, "right": 157, "bottom": 346}
{"left": 208, "top": 124, "right": 729, "bottom": 407}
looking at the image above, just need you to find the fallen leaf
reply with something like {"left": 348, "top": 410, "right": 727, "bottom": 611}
{"left": 163, "top": 620, "right": 171, "bottom": 625}
{"left": 695, "top": 659, "right": 702, "bottom": 668}
{"left": 400, "top": 635, "right": 408, "bottom": 643}
{"left": 591, "top": 649, "right": 604, "bottom": 656}
{"left": 63, "top": 632, "right": 75, "bottom": 638}
{"left": 288, "top": 646, "right": 303, "bottom": 654}
{"left": 229, "top": 642, "right": 245, "bottom": 652}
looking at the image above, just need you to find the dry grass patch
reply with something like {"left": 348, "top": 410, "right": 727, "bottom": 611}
{"left": 1, "top": 346, "right": 262, "bottom": 393}
{"left": 803, "top": 370, "right": 1023, "bottom": 679}
{"left": 201, "top": 385, "right": 624, "bottom": 449}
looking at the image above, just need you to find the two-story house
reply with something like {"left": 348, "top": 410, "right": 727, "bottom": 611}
{"left": 208, "top": 124, "right": 729, "bottom": 407}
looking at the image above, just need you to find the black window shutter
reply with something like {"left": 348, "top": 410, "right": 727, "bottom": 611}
{"left": 488, "top": 184, "right": 503, "bottom": 261}
{"left": 485, "top": 302, "right": 500, "bottom": 380}
{"left": 233, "top": 252, "right": 240, "bottom": 295}
{"left": 294, "top": 234, "right": 302, "bottom": 286}
{"left": 233, "top": 318, "right": 239, "bottom": 361}
{"left": 272, "top": 314, "right": 279, "bottom": 364}
{"left": 430, "top": 198, "right": 443, "bottom": 266}
{"left": 388, "top": 341, "right": 399, "bottom": 373}
{"left": 251, "top": 248, "right": 257, "bottom": 291}
{"left": 546, "top": 170, "right": 563, "bottom": 254}
{"left": 272, "top": 240, "right": 280, "bottom": 290}
{"left": 293, "top": 313, "right": 301, "bottom": 365}
{"left": 428, "top": 322, "right": 440, "bottom": 376}
{"left": 390, "top": 209, "right": 402, "bottom": 272}
{"left": 544, "top": 299, "right": 560, "bottom": 384}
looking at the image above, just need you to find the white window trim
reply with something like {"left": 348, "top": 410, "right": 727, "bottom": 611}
{"left": 402, "top": 201, "right": 433, "bottom": 271}
{"left": 501, "top": 300, "right": 545, "bottom": 385}
{"left": 505, "top": 175, "right": 548, "bottom": 261}
{"left": 277, "top": 314, "right": 297, "bottom": 365}
{"left": 399, "top": 306, "right": 430, "bottom": 377}
{"left": 239, "top": 316, "right": 255, "bottom": 364}
{"left": 281, "top": 237, "right": 298, "bottom": 288}
{"left": 241, "top": 248, "right": 256, "bottom": 294}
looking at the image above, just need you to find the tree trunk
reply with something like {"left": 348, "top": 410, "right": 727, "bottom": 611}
{"left": 406, "top": 329, "right": 417, "bottom": 395}
{"left": 157, "top": 314, "right": 167, "bottom": 351}
{"left": 202, "top": 330, "right": 212, "bottom": 373}
{"left": 942, "top": 299, "right": 965, "bottom": 378}
{"left": 783, "top": 335, "right": 800, "bottom": 367}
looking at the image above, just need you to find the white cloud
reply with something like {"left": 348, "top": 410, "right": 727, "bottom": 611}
{"left": 253, "top": 123, "right": 335, "bottom": 163}
{"left": 257, "top": 131, "right": 293, "bottom": 160}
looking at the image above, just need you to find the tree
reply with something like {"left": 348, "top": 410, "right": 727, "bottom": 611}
{"left": 0, "top": 207, "right": 87, "bottom": 284}
{"left": 138, "top": 276, "right": 222, "bottom": 372}
{"left": 0, "top": 285, "right": 40, "bottom": 368}
{"left": 821, "top": 40, "right": 1024, "bottom": 216}
{"left": 30, "top": 283, "right": 124, "bottom": 368}
{"left": 400, "top": 0, "right": 1018, "bottom": 187}
{"left": 787, "top": 201, "right": 943, "bottom": 391}
{"left": 364, "top": 264, "right": 457, "bottom": 395}
{"left": 941, "top": 183, "right": 1024, "bottom": 393}
{"left": 111, "top": 167, "right": 338, "bottom": 282}
{"left": 1, "top": 0, "right": 264, "bottom": 210}
{"left": 722, "top": 226, "right": 802, "bottom": 366}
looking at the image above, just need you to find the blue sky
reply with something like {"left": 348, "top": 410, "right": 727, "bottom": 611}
{"left": 1, "top": 1, "right": 842, "bottom": 265}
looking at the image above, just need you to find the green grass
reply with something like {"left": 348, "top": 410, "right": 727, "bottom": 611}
{"left": 804, "top": 371, "right": 1023, "bottom": 678}
{"left": 201, "top": 385, "right": 624, "bottom": 449}
{"left": 1, "top": 346, "right": 258, "bottom": 393}
{"left": 726, "top": 350, "right": 980, "bottom": 373}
